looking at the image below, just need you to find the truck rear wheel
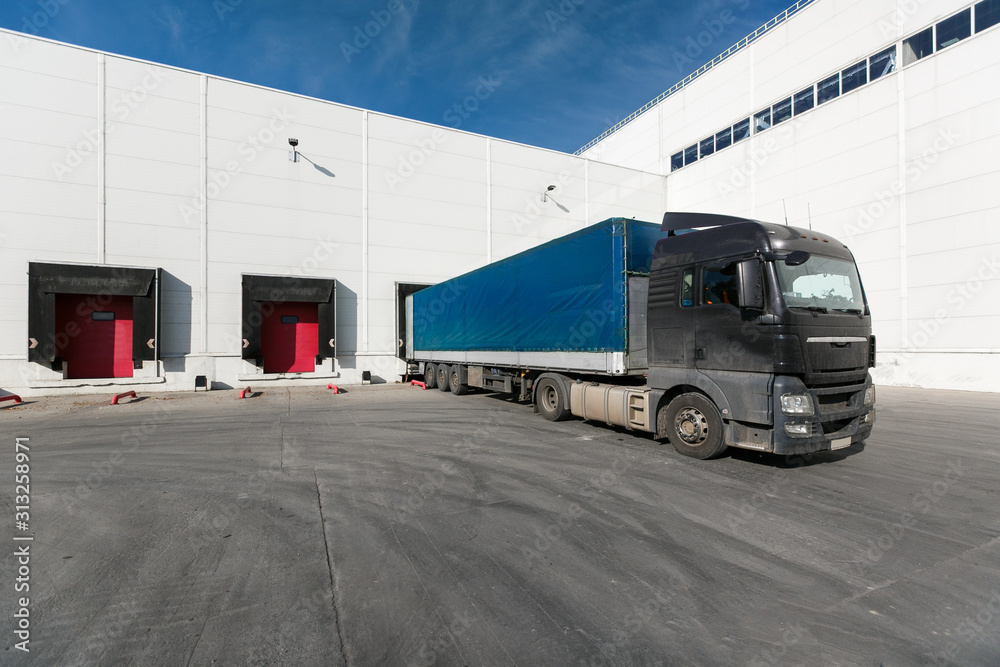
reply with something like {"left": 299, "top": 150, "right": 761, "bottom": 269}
{"left": 436, "top": 365, "right": 450, "bottom": 392}
{"left": 659, "top": 393, "right": 727, "bottom": 459}
{"left": 535, "top": 378, "right": 570, "bottom": 421}
{"left": 449, "top": 365, "right": 469, "bottom": 395}
{"left": 424, "top": 363, "right": 437, "bottom": 389}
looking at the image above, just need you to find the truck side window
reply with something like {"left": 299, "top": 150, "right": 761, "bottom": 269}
{"left": 681, "top": 268, "right": 694, "bottom": 307}
{"left": 703, "top": 264, "right": 740, "bottom": 306}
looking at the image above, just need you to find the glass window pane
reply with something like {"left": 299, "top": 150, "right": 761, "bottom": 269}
{"left": 684, "top": 144, "right": 698, "bottom": 165}
{"left": 732, "top": 118, "right": 750, "bottom": 143}
{"left": 670, "top": 152, "right": 684, "bottom": 172}
{"left": 817, "top": 73, "right": 840, "bottom": 104}
{"left": 92, "top": 311, "right": 115, "bottom": 321}
{"left": 977, "top": 0, "right": 1000, "bottom": 32}
{"left": 703, "top": 264, "right": 740, "bottom": 306}
{"left": 793, "top": 86, "right": 814, "bottom": 114}
{"left": 772, "top": 97, "right": 792, "bottom": 125}
{"left": 937, "top": 8, "right": 971, "bottom": 49}
{"left": 870, "top": 46, "right": 896, "bottom": 81}
{"left": 699, "top": 136, "right": 715, "bottom": 158}
{"left": 681, "top": 268, "right": 694, "bottom": 307}
{"left": 754, "top": 108, "right": 771, "bottom": 133}
{"left": 841, "top": 60, "right": 868, "bottom": 94}
{"left": 903, "top": 27, "right": 933, "bottom": 65}
{"left": 280, "top": 315, "right": 299, "bottom": 324}
{"left": 715, "top": 127, "right": 732, "bottom": 150}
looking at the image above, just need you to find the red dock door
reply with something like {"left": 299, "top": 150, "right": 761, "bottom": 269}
{"left": 260, "top": 301, "right": 319, "bottom": 373}
{"left": 54, "top": 294, "right": 134, "bottom": 379}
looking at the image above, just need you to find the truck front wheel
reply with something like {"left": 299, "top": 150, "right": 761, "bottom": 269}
{"left": 659, "top": 393, "right": 728, "bottom": 459}
{"left": 424, "top": 363, "right": 437, "bottom": 389}
{"left": 535, "top": 378, "right": 570, "bottom": 421}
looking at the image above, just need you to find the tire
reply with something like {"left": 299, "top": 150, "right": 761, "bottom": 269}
{"left": 658, "top": 393, "right": 728, "bottom": 459}
{"left": 535, "top": 377, "right": 570, "bottom": 421}
{"left": 436, "top": 364, "right": 450, "bottom": 392}
{"left": 449, "top": 365, "right": 469, "bottom": 395}
{"left": 424, "top": 363, "right": 437, "bottom": 389}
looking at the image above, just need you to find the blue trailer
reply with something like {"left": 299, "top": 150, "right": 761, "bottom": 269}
{"left": 406, "top": 213, "right": 876, "bottom": 459}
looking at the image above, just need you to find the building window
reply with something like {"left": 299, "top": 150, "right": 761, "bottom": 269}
{"left": 772, "top": 97, "right": 792, "bottom": 125}
{"left": 870, "top": 46, "right": 896, "bottom": 81}
{"left": 684, "top": 144, "right": 698, "bottom": 166}
{"left": 817, "top": 73, "right": 840, "bottom": 104}
{"left": 700, "top": 136, "right": 715, "bottom": 158}
{"left": 716, "top": 127, "right": 732, "bottom": 151}
{"left": 732, "top": 118, "right": 750, "bottom": 143}
{"left": 793, "top": 86, "right": 814, "bottom": 114}
{"left": 903, "top": 27, "right": 933, "bottom": 65}
{"left": 754, "top": 108, "right": 771, "bottom": 133}
{"left": 937, "top": 8, "right": 971, "bottom": 49}
{"left": 978, "top": 0, "right": 1000, "bottom": 32}
{"left": 670, "top": 152, "right": 684, "bottom": 172}
{"left": 841, "top": 60, "right": 868, "bottom": 94}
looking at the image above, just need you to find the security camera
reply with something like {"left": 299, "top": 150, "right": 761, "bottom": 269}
{"left": 288, "top": 138, "right": 299, "bottom": 147}
{"left": 546, "top": 185, "right": 556, "bottom": 191}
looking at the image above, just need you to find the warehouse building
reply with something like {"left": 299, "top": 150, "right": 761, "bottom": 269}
{"left": 579, "top": 0, "right": 1000, "bottom": 392}
{"left": 1, "top": 0, "right": 998, "bottom": 396}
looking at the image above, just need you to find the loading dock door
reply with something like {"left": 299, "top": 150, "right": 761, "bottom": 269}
{"left": 395, "top": 282, "right": 431, "bottom": 359}
{"left": 242, "top": 274, "right": 336, "bottom": 371}
{"left": 260, "top": 302, "right": 319, "bottom": 373}
{"left": 28, "top": 262, "right": 159, "bottom": 375}
{"left": 54, "top": 294, "right": 134, "bottom": 379}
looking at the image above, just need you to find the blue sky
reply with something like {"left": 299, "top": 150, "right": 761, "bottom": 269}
{"left": 2, "top": 0, "right": 793, "bottom": 153}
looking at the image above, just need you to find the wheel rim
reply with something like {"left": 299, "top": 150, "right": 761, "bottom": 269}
{"left": 450, "top": 370, "right": 458, "bottom": 387}
{"left": 674, "top": 407, "right": 709, "bottom": 446}
{"left": 541, "top": 384, "right": 558, "bottom": 411}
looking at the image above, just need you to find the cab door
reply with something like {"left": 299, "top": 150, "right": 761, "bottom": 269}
{"left": 694, "top": 260, "right": 770, "bottom": 373}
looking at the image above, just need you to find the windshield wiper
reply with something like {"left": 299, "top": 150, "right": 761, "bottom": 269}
{"left": 790, "top": 305, "right": 828, "bottom": 313}
{"left": 834, "top": 308, "right": 863, "bottom": 314}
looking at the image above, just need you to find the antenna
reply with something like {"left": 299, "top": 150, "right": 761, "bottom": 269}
{"left": 782, "top": 199, "right": 789, "bottom": 225}
{"left": 807, "top": 203, "right": 812, "bottom": 231}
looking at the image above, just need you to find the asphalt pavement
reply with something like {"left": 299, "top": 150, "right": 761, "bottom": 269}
{"left": 1, "top": 383, "right": 998, "bottom": 665}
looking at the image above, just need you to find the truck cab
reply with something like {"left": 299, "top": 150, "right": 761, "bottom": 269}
{"left": 648, "top": 213, "right": 876, "bottom": 458}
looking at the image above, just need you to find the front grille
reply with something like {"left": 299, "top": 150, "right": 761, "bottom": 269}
{"left": 821, "top": 418, "right": 853, "bottom": 435}
{"left": 817, "top": 393, "right": 852, "bottom": 410}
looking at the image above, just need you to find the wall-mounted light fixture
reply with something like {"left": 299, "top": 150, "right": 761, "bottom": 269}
{"left": 288, "top": 138, "right": 299, "bottom": 163}
{"left": 541, "top": 184, "right": 556, "bottom": 202}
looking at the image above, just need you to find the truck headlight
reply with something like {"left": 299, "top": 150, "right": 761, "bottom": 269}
{"left": 864, "top": 386, "right": 875, "bottom": 406}
{"left": 780, "top": 394, "right": 814, "bottom": 415}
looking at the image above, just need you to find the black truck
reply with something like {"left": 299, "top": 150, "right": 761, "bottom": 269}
{"left": 406, "top": 212, "right": 875, "bottom": 459}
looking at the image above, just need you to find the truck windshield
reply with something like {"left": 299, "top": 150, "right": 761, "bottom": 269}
{"left": 775, "top": 255, "right": 866, "bottom": 313}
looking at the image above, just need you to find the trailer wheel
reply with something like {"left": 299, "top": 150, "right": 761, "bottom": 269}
{"left": 659, "top": 393, "right": 727, "bottom": 459}
{"left": 449, "top": 365, "right": 469, "bottom": 395}
{"left": 424, "top": 363, "right": 438, "bottom": 389}
{"left": 535, "top": 378, "right": 570, "bottom": 421}
{"left": 436, "top": 365, "right": 450, "bottom": 392}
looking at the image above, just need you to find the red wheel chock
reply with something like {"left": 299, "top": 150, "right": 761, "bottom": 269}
{"left": 0, "top": 394, "right": 23, "bottom": 405}
{"left": 327, "top": 384, "right": 340, "bottom": 393}
{"left": 410, "top": 380, "right": 426, "bottom": 390}
{"left": 239, "top": 387, "right": 253, "bottom": 399}
{"left": 110, "top": 390, "right": 137, "bottom": 405}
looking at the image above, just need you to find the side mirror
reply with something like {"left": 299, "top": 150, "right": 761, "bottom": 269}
{"left": 784, "top": 250, "right": 810, "bottom": 266}
{"left": 738, "top": 260, "right": 765, "bottom": 310}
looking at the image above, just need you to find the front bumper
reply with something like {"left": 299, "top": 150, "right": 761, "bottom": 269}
{"left": 771, "top": 375, "right": 875, "bottom": 456}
